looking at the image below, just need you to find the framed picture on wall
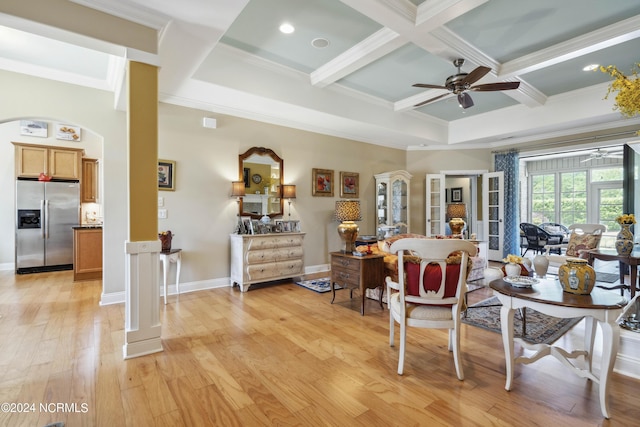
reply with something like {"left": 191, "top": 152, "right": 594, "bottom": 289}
{"left": 55, "top": 124, "right": 82, "bottom": 141}
{"left": 158, "top": 159, "right": 176, "bottom": 191}
{"left": 451, "top": 187, "right": 462, "bottom": 202}
{"left": 20, "top": 120, "right": 48, "bottom": 137}
{"left": 312, "top": 168, "right": 334, "bottom": 197}
{"left": 339, "top": 171, "right": 359, "bottom": 198}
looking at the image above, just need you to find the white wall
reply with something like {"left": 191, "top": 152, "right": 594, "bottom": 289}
{"left": 0, "top": 120, "right": 103, "bottom": 271}
{"left": 0, "top": 69, "right": 127, "bottom": 299}
{"left": 0, "top": 70, "right": 410, "bottom": 303}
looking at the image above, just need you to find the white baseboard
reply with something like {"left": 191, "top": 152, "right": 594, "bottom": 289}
{"left": 101, "top": 263, "right": 331, "bottom": 305}
{"left": 304, "top": 264, "right": 330, "bottom": 275}
{"left": 616, "top": 329, "right": 640, "bottom": 379}
{"left": 0, "top": 262, "right": 14, "bottom": 271}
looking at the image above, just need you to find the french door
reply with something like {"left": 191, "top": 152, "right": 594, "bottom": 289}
{"left": 483, "top": 172, "right": 504, "bottom": 261}
{"left": 426, "top": 172, "right": 505, "bottom": 261}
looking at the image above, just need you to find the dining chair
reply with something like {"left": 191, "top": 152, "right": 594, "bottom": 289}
{"left": 385, "top": 238, "right": 477, "bottom": 379}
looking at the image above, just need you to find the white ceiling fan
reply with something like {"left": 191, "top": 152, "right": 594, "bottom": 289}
{"left": 581, "top": 148, "right": 623, "bottom": 163}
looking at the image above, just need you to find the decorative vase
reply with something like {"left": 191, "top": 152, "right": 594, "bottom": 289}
{"left": 558, "top": 258, "right": 596, "bottom": 295}
{"left": 504, "top": 262, "right": 521, "bottom": 278}
{"left": 533, "top": 255, "right": 549, "bottom": 278}
{"left": 615, "top": 223, "right": 634, "bottom": 256}
{"left": 159, "top": 231, "right": 172, "bottom": 252}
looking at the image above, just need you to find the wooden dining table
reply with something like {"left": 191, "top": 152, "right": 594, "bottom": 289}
{"left": 587, "top": 248, "right": 640, "bottom": 299}
{"left": 490, "top": 277, "right": 627, "bottom": 419}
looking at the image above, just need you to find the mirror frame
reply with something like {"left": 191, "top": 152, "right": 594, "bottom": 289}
{"left": 238, "top": 147, "right": 284, "bottom": 219}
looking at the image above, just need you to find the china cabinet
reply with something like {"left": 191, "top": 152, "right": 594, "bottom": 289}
{"left": 374, "top": 170, "right": 412, "bottom": 238}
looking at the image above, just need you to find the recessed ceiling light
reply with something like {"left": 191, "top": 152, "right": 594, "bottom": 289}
{"left": 279, "top": 23, "right": 295, "bottom": 34}
{"left": 583, "top": 64, "right": 599, "bottom": 71}
{"left": 311, "top": 38, "right": 330, "bottom": 49}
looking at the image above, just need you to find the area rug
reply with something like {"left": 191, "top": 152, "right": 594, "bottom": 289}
{"left": 595, "top": 272, "right": 619, "bottom": 283}
{"left": 295, "top": 277, "right": 340, "bottom": 293}
{"left": 462, "top": 297, "right": 583, "bottom": 345}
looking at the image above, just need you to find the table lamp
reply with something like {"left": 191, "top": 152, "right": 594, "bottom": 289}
{"left": 335, "top": 200, "right": 362, "bottom": 253}
{"left": 282, "top": 184, "right": 296, "bottom": 218}
{"left": 447, "top": 203, "right": 467, "bottom": 236}
{"left": 231, "top": 181, "right": 245, "bottom": 209}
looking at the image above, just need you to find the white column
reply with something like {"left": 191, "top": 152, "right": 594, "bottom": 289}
{"left": 123, "top": 239, "right": 162, "bottom": 359}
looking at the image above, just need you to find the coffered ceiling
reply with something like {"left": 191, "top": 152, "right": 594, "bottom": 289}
{"left": 1, "top": 0, "right": 640, "bottom": 150}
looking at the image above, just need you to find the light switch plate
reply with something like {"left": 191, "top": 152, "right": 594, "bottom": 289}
{"left": 158, "top": 208, "right": 167, "bottom": 219}
{"left": 158, "top": 197, "right": 164, "bottom": 207}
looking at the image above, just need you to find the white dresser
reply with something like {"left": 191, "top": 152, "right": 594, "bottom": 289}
{"left": 230, "top": 232, "right": 305, "bottom": 291}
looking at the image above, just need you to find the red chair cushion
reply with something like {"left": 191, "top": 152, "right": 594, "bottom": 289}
{"left": 405, "top": 261, "right": 461, "bottom": 298}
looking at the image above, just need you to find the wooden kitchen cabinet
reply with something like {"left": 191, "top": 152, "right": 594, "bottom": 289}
{"left": 73, "top": 227, "right": 103, "bottom": 281}
{"left": 82, "top": 158, "right": 99, "bottom": 202}
{"left": 13, "top": 142, "right": 83, "bottom": 180}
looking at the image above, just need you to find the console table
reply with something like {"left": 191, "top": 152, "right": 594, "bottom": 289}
{"left": 587, "top": 248, "right": 640, "bottom": 298}
{"left": 160, "top": 248, "right": 182, "bottom": 304}
{"left": 230, "top": 233, "right": 305, "bottom": 291}
{"left": 330, "top": 251, "right": 385, "bottom": 315}
{"left": 490, "top": 277, "right": 627, "bottom": 419}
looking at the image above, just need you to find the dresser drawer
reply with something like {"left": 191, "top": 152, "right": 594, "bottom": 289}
{"left": 276, "top": 246, "right": 303, "bottom": 260}
{"left": 331, "top": 255, "right": 360, "bottom": 272}
{"left": 246, "top": 250, "right": 277, "bottom": 264}
{"left": 332, "top": 265, "right": 360, "bottom": 287}
{"left": 276, "top": 259, "right": 303, "bottom": 276}
{"left": 274, "top": 235, "right": 304, "bottom": 248}
{"left": 247, "top": 263, "right": 280, "bottom": 281}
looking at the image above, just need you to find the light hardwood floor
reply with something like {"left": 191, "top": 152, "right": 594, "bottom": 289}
{"left": 0, "top": 270, "right": 639, "bottom": 426}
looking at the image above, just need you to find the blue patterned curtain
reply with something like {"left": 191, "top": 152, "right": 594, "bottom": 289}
{"left": 495, "top": 150, "right": 519, "bottom": 257}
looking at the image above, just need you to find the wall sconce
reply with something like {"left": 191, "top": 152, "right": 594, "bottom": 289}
{"left": 335, "top": 200, "right": 362, "bottom": 253}
{"left": 231, "top": 181, "right": 245, "bottom": 211}
{"left": 447, "top": 203, "right": 467, "bottom": 236}
{"left": 282, "top": 184, "right": 296, "bottom": 218}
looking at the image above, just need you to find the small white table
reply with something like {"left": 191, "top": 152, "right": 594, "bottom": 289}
{"left": 490, "top": 277, "right": 626, "bottom": 419}
{"left": 159, "top": 249, "right": 182, "bottom": 304}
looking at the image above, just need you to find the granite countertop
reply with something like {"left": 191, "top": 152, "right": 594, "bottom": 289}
{"left": 72, "top": 224, "right": 103, "bottom": 229}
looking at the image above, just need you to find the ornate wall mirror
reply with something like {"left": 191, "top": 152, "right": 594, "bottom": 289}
{"left": 239, "top": 147, "right": 284, "bottom": 219}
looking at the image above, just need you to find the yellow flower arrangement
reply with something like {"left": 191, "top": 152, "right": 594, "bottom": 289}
{"left": 502, "top": 254, "right": 523, "bottom": 264}
{"left": 615, "top": 214, "right": 636, "bottom": 225}
{"left": 600, "top": 64, "right": 640, "bottom": 120}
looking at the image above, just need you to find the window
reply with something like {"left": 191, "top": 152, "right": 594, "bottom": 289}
{"left": 530, "top": 174, "right": 555, "bottom": 224}
{"left": 560, "top": 171, "right": 587, "bottom": 225}
{"left": 525, "top": 158, "right": 623, "bottom": 230}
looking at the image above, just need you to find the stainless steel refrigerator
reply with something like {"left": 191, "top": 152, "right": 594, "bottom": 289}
{"left": 16, "top": 179, "right": 80, "bottom": 273}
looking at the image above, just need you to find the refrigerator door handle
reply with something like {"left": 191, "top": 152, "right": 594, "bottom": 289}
{"left": 44, "top": 199, "right": 49, "bottom": 239}
{"left": 40, "top": 200, "right": 46, "bottom": 239}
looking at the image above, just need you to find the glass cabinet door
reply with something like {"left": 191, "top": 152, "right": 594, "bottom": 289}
{"left": 375, "top": 170, "right": 412, "bottom": 238}
{"left": 391, "top": 178, "right": 408, "bottom": 233}
{"left": 377, "top": 181, "right": 388, "bottom": 227}
{"left": 426, "top": 174, "right": 445, "bottom": 236}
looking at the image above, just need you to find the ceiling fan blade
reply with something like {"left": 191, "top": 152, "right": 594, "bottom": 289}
{"left": 470, "top": 82, "right": 521, "bottom": 91}
{"left": 581, "top": 158, "right": 593, "bottom": 163}
{"left": 412, "top": 83, "right": 448, "bottom": 90}
{"left": 414, "top": 92, "right": 451, "bottom": 107}
{"left": 461, "top": 66, "right": 491, "bottom": 86}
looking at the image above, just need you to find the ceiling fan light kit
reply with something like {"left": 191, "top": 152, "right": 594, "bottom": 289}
{"left": 413, "top": 58, "right": 520, "bottom": 109}
{"left": 458, "top": 92, "right": 474, "bottom": 109}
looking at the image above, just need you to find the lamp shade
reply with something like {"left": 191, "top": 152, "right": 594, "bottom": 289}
{"left": 446, "top": 203, "right": 467, "bottom": 219}
{"left": 231, "top": 181, "right": 246, "bottom": 198}
{"left": 282, "top": 184, "right": 296, "bottom": 199}
{"left": 335, "top": 200, "right": 362, "bottom": 222}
